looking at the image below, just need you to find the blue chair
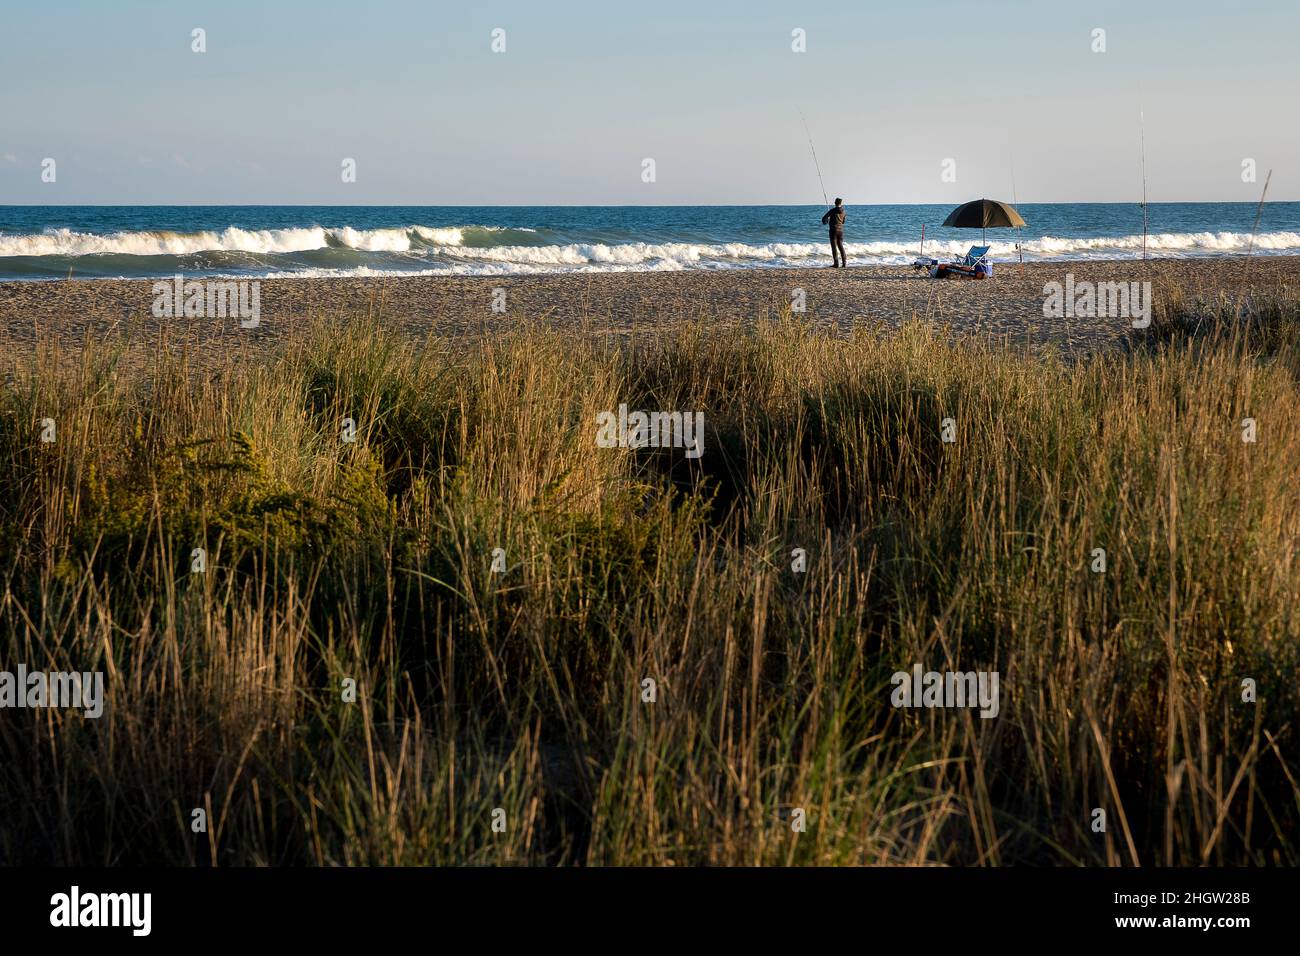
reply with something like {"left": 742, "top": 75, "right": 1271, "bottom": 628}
{"left": 913, "top": 244, "right": 993, "bottom": 278}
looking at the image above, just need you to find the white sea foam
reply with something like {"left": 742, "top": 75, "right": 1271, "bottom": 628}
{"left": 427, "top": 231, "right": 1300, "bottom": 269}
{"left": 0, "top": 225, "right": 479, "bottom": 257}
{"left": 330, "top": 226, "right": 413, "bottom": 251}
{"left": 0, "top": 226, "right": 329, "bottom": 257}
{"left": 412, "top": 226, "right": 468, "bottom": 245}
{"left": 2, "top": 225, "right": 1298, "bottom": 274}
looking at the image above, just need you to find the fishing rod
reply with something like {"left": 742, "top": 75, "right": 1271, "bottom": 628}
{"left": 799, "top": 110, "right": 829, "bottom": 208}
{"left": 1010, "top": 154, "right": 1024, "bottom": 273}
{"left": 1139, "top": 109, "right": 1149, "bottom": 261}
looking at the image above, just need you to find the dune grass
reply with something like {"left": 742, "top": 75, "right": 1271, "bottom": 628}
{"left": 2, "top": 296, "right": 1299, "bottom": 866}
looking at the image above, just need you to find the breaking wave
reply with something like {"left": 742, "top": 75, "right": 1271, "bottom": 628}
{"left": 0, "top": 224, "right": 538, "bottom": 258}
{"left": 1, "top": 222, "right": 1297, "bottom": 278}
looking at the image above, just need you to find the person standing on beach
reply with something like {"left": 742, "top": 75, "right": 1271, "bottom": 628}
{"left": 821, "top": 198, "right": 847, "bottom": 267}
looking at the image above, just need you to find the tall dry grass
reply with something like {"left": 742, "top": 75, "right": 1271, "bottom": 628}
{"left": 2, "top": 297, "right": 1298, "bottom": 865}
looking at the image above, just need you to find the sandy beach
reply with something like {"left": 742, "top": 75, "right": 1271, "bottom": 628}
{"left": 3, "top": 256, "right": 1296, "bottom": 365}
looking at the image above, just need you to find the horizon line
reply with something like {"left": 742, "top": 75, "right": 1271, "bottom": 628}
{"left": 2, "top": 199, "right": 1296, "bottom": 208}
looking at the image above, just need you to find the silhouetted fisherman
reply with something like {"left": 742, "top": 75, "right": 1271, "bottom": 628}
{"left": 821, "top": 198, "right": 847, "bottom": 267}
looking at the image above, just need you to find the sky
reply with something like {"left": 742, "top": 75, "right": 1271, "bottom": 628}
{"left": 1, "top": 0, "right": 1296, "bottom": 205}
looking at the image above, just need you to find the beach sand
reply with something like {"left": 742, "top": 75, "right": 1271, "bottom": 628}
{"left": 2, "top": 257, "right": 1296, "bottom": 366}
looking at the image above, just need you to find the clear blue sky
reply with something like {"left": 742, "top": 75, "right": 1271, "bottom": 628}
{"left": 1, "top": 0, "right": 1295, "bottom": 204}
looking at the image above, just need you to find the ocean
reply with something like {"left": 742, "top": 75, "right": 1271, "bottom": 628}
{"left": 1, "top": 203, "right": 1297, "bottom": 280}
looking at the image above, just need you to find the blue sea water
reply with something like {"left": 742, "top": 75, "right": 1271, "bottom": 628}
{"left": 1, "top": 203, "right": 1298, "bottom": 280}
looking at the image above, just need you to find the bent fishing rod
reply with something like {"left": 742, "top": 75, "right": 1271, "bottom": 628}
{"left": 799, "top": 110, "right": 829, "bottom": 208}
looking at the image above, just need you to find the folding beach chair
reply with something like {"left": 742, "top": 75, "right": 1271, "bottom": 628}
{"left": 913, "top": 245, "right": 993, "bottom": 278}
{"left": 927, "top": 245, "right": 993, "bottom": 279}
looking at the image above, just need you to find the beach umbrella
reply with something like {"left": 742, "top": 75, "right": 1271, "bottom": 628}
{"left": 942, "top": 198, "right": 1027, "bottom": 244}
